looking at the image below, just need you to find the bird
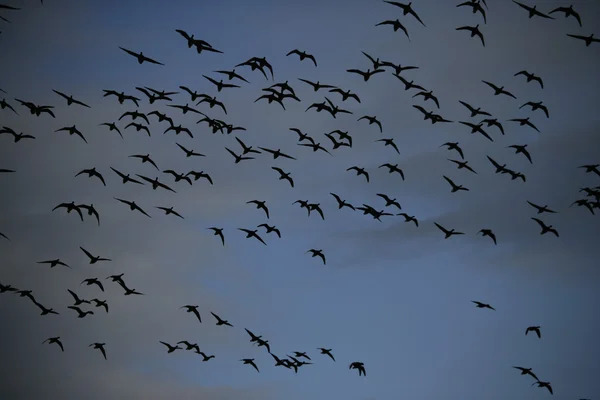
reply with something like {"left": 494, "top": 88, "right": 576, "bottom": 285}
{"left": 175, "top": 143, "right": 204, "bottom": 158}
{"left": 119, "top": 47, "right": 164, "bottom": 65}
{"left": 566, "top": 33, "right": 600, "bottom": 46}
{"left": 443, "top": 175, "right": 469, "bottom": 192}
{"left": 14, "top": 99, "right": 55, "bottom": 117}
{"left": 330, "top": 193, "right": 355, "bottom": 210}
{"left": 43, "top": 337, "right": 64, "bottom": 352}
{"left": 247, "top": 200, "right": 270, "bottom": 218}
{"left": 68, "top": 306, "right": 94, "bottom": 318}
{"left": 531, "top": 218, "right": 559, "bottom": 237}
{"left": 318, "top": 348, "right": 335, "bottom": 361}
{"left": 214, "top": 69, "right": 249, "bottom": 83}
{"left": 480, "top": 118, "right": 505, "bottom": 135}
{"left": 456, "top": 25, "right": 485, "bottom": 46}
{"left": 440, "top": 142, "right": 465, "bottom": 159}
{"left": 80, "top": 247, "right": 111, "bottom": 264}
{"left": 434, "top": 222, "right": 465, "bottom": 239}
{"left": 347, "top": 166, "right": 370, "bottom": 183}
{"left": 349, "top": 361, "right": 367, "bottom": 376}
{"left": 346, "top": 68, "right": 386, "bottom": 82}
{"left": 235, "top": 137, "right": 261, "bottom": 155}
{"left": 397, "top": 213, "right": 419, "bottom": 227}
{"left": 75, "top": 167, "right": 106, "bottom": 186}
{"left": 186, "top": 171, "right": 213, "bottom": 185}
{"left": 155, "top": 206, "right": 184, "bottom": 219}
{"left": 578, "top": 164, "right": 600, "bottom": 177}
{"left": 52, "top": 89, "right": 91, "bottom": 108}
{"left": 508, "top": 117, "right": 540, "bottom": 132}
{"left": 478, "top": 229, "right": 497, "bottom": 245}
{"left": 240, "top": 358, "right": 260, "bottom": 373}
{"left": 177, "top": 341, "right": 200, "bottom": 352}
{"left": 513, "top": 366, "right": 539, "bottom": 381}
{"left": 36, "top": 259, "right": 70, "bottom": 269}
{"left": 258, "top": 147, "right": 296, "bottom": 160}
{"left": 0, "top": 98, "right": 18, "bottom": 114}
{"left": 129, "top": 154, "right": 159, "bottom": 170}
{"left": 525, "top": 326, "right": 541, "bottom": 338}
{"left": 160, "top": 341, "right": 181, "bottom": 353}
{"left": 67, "top": 289, "right": 90, "bottom": 306}
{"left": 99, "top": 122, "right": 122, "bottom": 138}
{"left": 54, "top": 125, "right": 87, "bottom": 143}
{"left": 519, "top": 101, "right": 549, "bottom": 118}
{"left": 203, "top": 75, "right": 241, "bottom": 91}
{"left": 549, "top": 5, "right": 582, "bottom": 26}
{"left": 81, "top": 278, "right": 104, "bottom": 292}
{"left": 456, "top": 0, "right": 487, "bottom": 23}
{"left": 271, "top": 167, "right": 294, "bottom": 187}
{"left": 163, "top": 170, "right": 193, "bottom": 185}
{"left": 306, "top": 249, "right": 326, "bottom": 265}
{"left": 514, "top": 70, "right": 544, "bottom": 89}
{"left": 225, "top": 147, "right": 255, "bottom": 164}
{"left": 297, "top": 78, "right": 336, "bottom": 92}
{"left": 258, "top": 223, "right": 281, "bottom": 238}
{"left": 532, "top": 381, "right": 553, "bottom": 395}
{"left": 382, "top": 1, "right": 426, "bottom": 26}
{"left": 90, "top": 299, "right": 108, "bottom": 313}
{"left": 482, "top": 81, "right": 517, "bottom": 99}
{"left": 448, "top": 159, "right": 477, "bottom": 174}
{"left": 135, "top": 175, "right": 177, "bottom": 192}
{"left": 114, "top": 198, "right": 152, "bottom": 218}
{"left": 379, "top": 163, "right": 405, "bottom": 180}
{"left": 329, "top": 88, "right": 360, "bottom": 103}
{"left": 472, "top": 300, "right": 495, "bottom": 310}
{"left": 512, "top": 1, "right": 554, "bottom": 20}
{"left": 527, "top": 201, "right": 557, "bottom": 214}
{"left": 286, "top": 49, "right": 317, "bottom": 66}
{"left": 375, "top": 19, "right": 410, "bottom": 40}
{"left": 357, "top": 115, "right": 383, "bottom": 132}
{"left": 507, "top": 144, "right": 533, "bottom": 164}
{"left": 110, "top": 167, "right": 144, "bottom": 185}
{"left": 238, "top": 228, "right": 267, "bottom": 245}
{"left": 180, "top": 305, "right": 202, "bottom": 323}
{"left": 52, "top": 202, "right": 84, "bottom": 221}
{"left": 376, "top": 194, "right": 402, "bottom": 210}
{"left": 208, "top": 227, "right": 225, "bottom": 246}
{"left": 211, "top": 312, "right": 233, "bottom": 327}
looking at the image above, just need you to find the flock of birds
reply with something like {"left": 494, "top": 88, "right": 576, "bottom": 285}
{"left": 1, "top": 0, "right": 599, "bottom": 398}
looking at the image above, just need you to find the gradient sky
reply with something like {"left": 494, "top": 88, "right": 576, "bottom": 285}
{"left": 1, "top": 0, "right": 599, "bottom": 399}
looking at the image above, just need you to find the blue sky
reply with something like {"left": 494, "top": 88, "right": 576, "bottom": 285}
{"left": 1, "top": 0, "right": 599, "bottom": 399}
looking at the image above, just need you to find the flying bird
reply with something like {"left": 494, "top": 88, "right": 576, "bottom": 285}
{"left": 472, "top": 300, "right": 495, "bottom": 310}
{"left": 75, "top": 167, "right": 106, "bottom": 186}
{"left": 208, "top": 227, "right": 225, "bottom": 246}
{"left": 135, "top": 175, "right": 176, "bottom": 192}
{"left": 52, "top": 202, "right": 84, "bottom": 221}
{"left": 349, "top": 361, "right": 367, "bottom": 376}
{"left": 531, "top": 217, "right": 559, "bottom": 237}
{"left": 456, "top": 25, "right": 485, "bottom": 46}
{"left": 482, "top": 81, "right": 517, "bottom": 99}
{"left": 443, "top": 175, "right": 469, "bottom": 192}
{"left": 525, "top": 326, "right": 541, "bottom": 338}
{"left": 306, "top": 249, "right": 326, "bottom": 265}
{"left": 286, "top": 49, "right": 317, "bottom": 66}
{"left": 211, "top": 312, "right": 233, "bottom": 327}
{"left": 478, "top": 229, "right": 497, "bottom": 245}
{"left": 180, "top": 305, "right": 202, "bottom": 323}
{"left": 382, "top": 1, "right": 426, "bottom": 26}
{"left": 43, "top": 337, "right": 64, "bottom": 352}
{"left": 527, "top": 201, "right": 557, "bottom": 214}
{"left": 119, "top": 47, "right": 164, "bottom": 65}
{"left": 514, "top": 70, "right": 544, "bottom": 88}
{"left": 508, "top": 117, "right": 540, "bottom": 132}
{"left": 513, "top": 366, "right": 539, "bottom": 381}
{"left": 440, "top": 142, "right": 465, "bottom": 159}
{"left": 519, "top": 101, "right": 549, "bottom": 118}
{"left": 456, "top": 0, "right": 487, "bottom": 23}
{"left": 241, "top": 358, "right": 260, "bottom": 373}
{"left": 271, "top": 167, "right": 294, "bottom": 187}
{"left": 549, "top": 5, "right": 582, "bottom": 26}
{"left": 375, "top": 19, "right": 410, "bottom": 40}
{"left": 434, "top": 222, "right": 465, "bottom": 239}
{"left": 80, "top": 247, "right": 111, "bottom": 264}
{"left": 512, "top": 1, "right": 554, "bottom": 20}
{"left": 238, "top": 228, "right": 267, "bottom": 245}
{"left": 114, "top": 198, "right": 151, "bottom": 218}
{"left": 37, "top": 259, "right": 70, "bottom": 269}
{"left": 566, "top": 33, "right": 599, "bottom": 46}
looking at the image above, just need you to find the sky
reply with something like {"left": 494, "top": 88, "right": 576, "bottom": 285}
{"left": 0, "top": 0, "right": 599, "bottom": 399}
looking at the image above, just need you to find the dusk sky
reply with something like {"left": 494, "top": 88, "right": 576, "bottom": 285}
{"left": 1, "top": 0, "right": 599, "bottom": 399}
